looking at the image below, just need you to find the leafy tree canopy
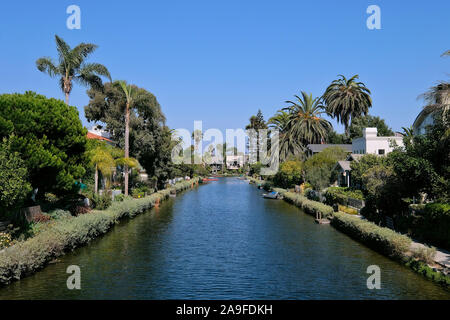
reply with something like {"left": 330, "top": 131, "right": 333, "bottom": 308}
{"left": 303, "top": 147, "right": 348, "bottom": 190}
{"left": 84, "top": 82, "right": 171, "bottom": 188}
{"left": 349, "top": 115, "right": 394, "bottom": 139}
{"left": 0, "top": 92, "right": 87, "bottom": 197}
{"left": 0, "top": 137, "right": 32, "bottom": 217}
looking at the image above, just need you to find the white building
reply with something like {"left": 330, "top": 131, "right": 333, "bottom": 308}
{"left": 334, "top": 128, "right": 404, "bottom": 187}
{"left": 351, "top": 128, "right": 404, "bottom": 156}
{"left": 226, "top": 155, "right": 246, "bottom": 170}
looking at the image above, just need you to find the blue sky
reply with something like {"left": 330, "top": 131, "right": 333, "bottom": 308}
{"left": 0, "top": 0, "right": 449, "bottom": 134}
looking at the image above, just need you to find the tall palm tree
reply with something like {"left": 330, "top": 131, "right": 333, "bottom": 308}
{"left": 268, "top": 110, "right": 290, "bottom": 133}
{"left": 322, "top": 74, "right": 372, "bottom": 136}
{"left": 115, "top": 80, "right": 145, "bottom": 196}
{"left": 36, "top": 35, "right": 111, "bottom": 105}
{"left": 283, "top": 92, "right": 332, "bottom": 146}
{"left": 268, "top": 110, "right": 302, "bottom": 161}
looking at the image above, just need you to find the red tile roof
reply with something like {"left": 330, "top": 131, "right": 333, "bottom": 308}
{"left": 87, "top": 132, "right": 113, "bottom": 143}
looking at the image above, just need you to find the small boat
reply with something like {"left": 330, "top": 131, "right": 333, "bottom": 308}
{"left": 263, "top": 191, "right": 280, "bottom": 199}
{"left": 202, "top": 178, "right": 219, "bottom": 182}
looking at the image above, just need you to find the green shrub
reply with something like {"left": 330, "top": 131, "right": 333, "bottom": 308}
{"left": 114, "top": 194, "right": 125, "bottom": 202}
{"left": 91, "top": 193, "right": 112, "bottom": 210}
{"left": 262, "top": 181, "right": 273, "bottom": 191}
{"left": 324, "top": 187, "right": 364, "bottom": 206}
{"left": 305, "top": 189, "right": 320, "bottom": 201}
{"left": 338, "top": 205, "right": 359, "bottom": 215}
{"left": 404, "top": 258, "right": 450, "bottom": 288}
{"left": 331, "top": 211, "right": 411, "bottom": 259}
{"left": 411, "top": 246, "right": 437, "bottom": 265}
{"left": 283, "top": 192, "right": 334, "bottom": 218}
{"left": 273, "top": 160, "right": 303, "bottom": 188}
{"left": 0, "top": 233, "right": 12, "bottom": 250}
{"left": 47, "top": 209, "right": 72, "bottom": 220}
{"left": 404, "top": 203, "right": 450, "bottom": 250}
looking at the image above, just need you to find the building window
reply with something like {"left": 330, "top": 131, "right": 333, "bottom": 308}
{"left": 378, "top": 149, "right": 385, "bottom": 155}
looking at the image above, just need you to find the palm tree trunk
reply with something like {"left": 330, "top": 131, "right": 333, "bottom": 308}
{"left": 63, "top": 77, "right": 72, "bottom": 105}
{"left": 94, "top": 164, "right": 98, "bottom": 194}
{"left": 124, "top": 102, "right": 130, "bottom": 196}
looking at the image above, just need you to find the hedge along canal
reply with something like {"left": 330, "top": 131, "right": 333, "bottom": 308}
{"left": 0, "top": 177, "right": 449, "bottom": 299}
{"left": 0, "top": 178, "right": 200, "bottom": 287}
{"left": 264, "top": 185, "right": 450, "bottom": 290}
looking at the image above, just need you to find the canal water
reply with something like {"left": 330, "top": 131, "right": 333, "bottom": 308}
{"left": 1, "top": 178, "right": 449, "bottom": 299}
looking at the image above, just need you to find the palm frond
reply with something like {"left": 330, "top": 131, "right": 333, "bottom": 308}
{"left": 36, "top": 57, "right": 59, "bottom": 77}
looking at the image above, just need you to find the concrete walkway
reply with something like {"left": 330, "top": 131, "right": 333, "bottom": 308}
{"left": 410, "top": 241, "right": 450, "bottom": 269}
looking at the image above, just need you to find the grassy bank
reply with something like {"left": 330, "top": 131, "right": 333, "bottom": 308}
{"left": 331, "top": 211, "right": 411, "bottom": 259}
{"left": 332, "top": 211, "right": 450, "bottom": 288}
{"left": 0, "top": 178, "right": 199, "bottom": 286}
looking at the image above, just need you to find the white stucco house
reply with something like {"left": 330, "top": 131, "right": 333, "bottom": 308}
{"left": 334, "top": 128, "right": 404, "bottom": 187}
{"left": 351, "top": 128, "right": 404, "bottom": 156}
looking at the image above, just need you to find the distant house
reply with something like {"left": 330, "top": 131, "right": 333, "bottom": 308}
{"left": 226, "top": 155, "right": 246, "bottom": 170}
{"left": 351, "top": 128, "right": 403, "bottom": 156}
{"left": 86, "top": 126, "right": 115, "bottom": 145}
{"left": 334, "top": 154, "right": 363, "bottom": 188}
{"left": 306, "top": 144, "right": 352, "bottom": 157}
{"left": 208, "top": 154, "right": 248, "bottom": 172}
{"left": 334, "top": 128, "right": 404, "bottom": 187}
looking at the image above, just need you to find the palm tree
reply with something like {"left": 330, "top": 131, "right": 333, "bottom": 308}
{"left": 36, "top": 35, "right": 111, "bottom": 105}
{"left": 192, "top": 130, "right": 203, "bottom": 153}
{"left": 88, "top": 146, "right": 115, "bottom": 194}
{"left": 268, "top": 110, "right": 290, "bottom": 133}
{"left": 419, "top": 82, "right": 450, "bottom": 120}
{"left": 283, "top": 92, "right": 332, "bottom": 146}
{"left": 401, "top": 126, "right": 414, "bottom": 138}
{"left": 115, "top": 80, "right": 148, "bottom": 196}
{"left": 268, "top": 110, "right": 303, "bottom": 161}
{"left": 322, "top": 74, "right": 372, "bottom": 136}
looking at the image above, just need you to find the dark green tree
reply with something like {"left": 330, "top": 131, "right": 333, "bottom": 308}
{"left": 84, "top": 82, "right": 170, "bottom": 189}
{"left": 0, "top": 137, "right": 32, "bottom": 218}
{"left": 0, "top": 92, "right": 87, "bottom": 197}
{"left": 349, "top": 115, "right": 394, "bottom": 139}
{"left": 246, "top": 109, "right": 268, "bottom": 162}
{"left": 303, "top": 146, "right": 348, "bottom": 190}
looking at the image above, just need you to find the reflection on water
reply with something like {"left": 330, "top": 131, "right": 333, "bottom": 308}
{"left": 1, "top": 178, "right": 449, "bottom": 299}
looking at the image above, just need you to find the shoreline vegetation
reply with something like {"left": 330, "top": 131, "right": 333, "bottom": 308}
{"left": 0, "top": 178, "right": 200, "bottom": 287}
{"left": 247, "top": 177, "right": 450, "bottom": 289}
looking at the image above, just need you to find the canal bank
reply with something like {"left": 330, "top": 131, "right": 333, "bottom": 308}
{"left": 247, "top": 178, "right": 450, "bottom": 290}
{"left": 0, "top": 178, "right": 449, "bottom": 299}
{"left": 0, "top": 178, "right": 200, "bottom": 287}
